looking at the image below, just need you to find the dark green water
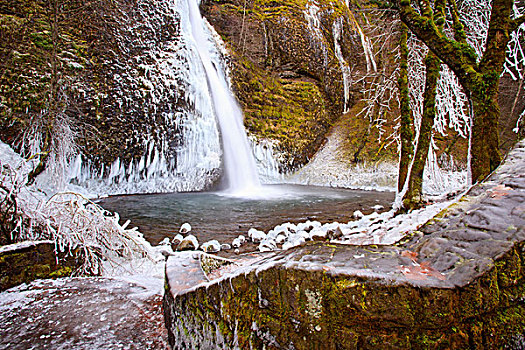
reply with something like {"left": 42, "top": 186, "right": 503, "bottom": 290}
{"left": 99, "top": 184, "right": 394, "bottom": 246}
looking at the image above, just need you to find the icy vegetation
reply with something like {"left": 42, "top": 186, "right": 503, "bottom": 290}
{"left": 0, "top": 141, "right": 164, "bottom": 276}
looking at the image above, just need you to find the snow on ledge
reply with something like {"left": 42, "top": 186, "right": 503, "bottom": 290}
{"left": 0, "top": 240, "right": 54, "bottom": 254}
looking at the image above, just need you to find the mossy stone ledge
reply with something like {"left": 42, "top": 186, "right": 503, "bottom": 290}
{"left": 0, "top": 241, "right": 82, "bottom": 291}
{"left": 164, "top": 140, "right": 525, "bottom": 349}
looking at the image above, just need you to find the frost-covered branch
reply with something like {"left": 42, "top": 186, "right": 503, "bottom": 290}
{"left": 357, "top": 11, "right": 401, "bottom": 139}
{"left": 511, "top": 15, "right": 525, "bottom": 32}
{"left": 0, "top": 145, "right": 153, "bottom": 275}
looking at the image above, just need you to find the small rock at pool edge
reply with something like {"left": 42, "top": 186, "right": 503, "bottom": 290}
{"left": 327, "top": 227, "right": 343, "bottom": 240}
{"left": 353, "top": 210, "right": 364, "bottom": 219}
{"left": 201, "top": 240, "right": 221, "bottom": 253}
{"left": 172, "top": 233, "right": 184, "bottom": 245}
{"left": 248, "top": 228, "right": 266, "bottom": 243}
{"left": 179, "top": 222, "right": 192, "bottom": 233}
{"left": 176, "top": 234, "right": 199, "bottom": 251}
{"left": 372, "top": 205, "right": 384, "bottom": 211}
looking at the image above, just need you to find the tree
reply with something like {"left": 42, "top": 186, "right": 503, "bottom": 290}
{"left": 397, "top": 24, "right": 414, "bottom": 192}
{"left": 399, "top": 0, "right": 444, "bottom": 210}
{"left": 397, "top": 0, "right": 525, "bottom": 183}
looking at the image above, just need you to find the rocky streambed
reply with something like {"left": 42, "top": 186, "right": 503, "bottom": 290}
{"left": 163, "top": 140, "right": 525, "bottom": 349}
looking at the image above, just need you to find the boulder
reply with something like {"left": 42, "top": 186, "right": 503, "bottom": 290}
{"left": 201, "top": 240, "right": 221, "bottom": 253}
{"left": 175, "top": 235, "right": 199, "bottom": 251}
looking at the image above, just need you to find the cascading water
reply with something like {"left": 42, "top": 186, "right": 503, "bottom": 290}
{"left": 62, "top": 0, "right": 278, "bottom": 196}
{"left": 186, "top": 0, "right": 261, "bottom": 195}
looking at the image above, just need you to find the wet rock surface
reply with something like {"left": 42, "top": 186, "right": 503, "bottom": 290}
{"left": 164, "top": 140, "right": 525, "bottom": 349}
{"left": 0, "top": 277, "right": 168, "bottom": 349}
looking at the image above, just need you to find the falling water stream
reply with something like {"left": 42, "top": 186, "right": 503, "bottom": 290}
{"left": 187, "top": 0, "right": 261, "bottom": 195}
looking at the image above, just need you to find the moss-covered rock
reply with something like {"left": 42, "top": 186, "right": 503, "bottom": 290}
{"left": 163, "top": 141, "right": 525, "bottom": 349}
{"left": 0, "top": 241, "right": 82, "bottom": 291}
{"left": 0, "top": 0, "right": 185, "bottom": 173}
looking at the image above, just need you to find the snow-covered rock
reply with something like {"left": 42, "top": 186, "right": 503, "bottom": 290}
{"left": 258, "top": 239, "right": 277, "bottom": 252}
{"left": 296, "top": 220, "right": 321, "bottom": 232}
{"left": 282, "top": 234, "right": 306, "bottom": 250}
{"left": 179, "top": 223, "right": 192, "bottom": 234}
{"left": 232, "top": 236, "right": 245, "bottom": 248}
{"left": 274, "top": 222, "right": 297, "bottom": 234}
{"left": 176, "top": 235, "right": 199, "bottom": 251}
{"left": 275, "top": 234, "right": 287, "bottom": 244}
{"left": 159, "top": 237, "right": 171, "bottom": 245}
{"left": 353, "top": 210, "right": 364, "bottom": 219}
{"left": 297, "top": 230, "right": 311, "bottom": 241}
{"left": 201, "top": 240, "right": 221, "bottom": 253}
{"left": 248, "top": 228, "right": 266, "bottom": 243}
{"left": 171, "top": 234, "right": 184, "bottom": 245}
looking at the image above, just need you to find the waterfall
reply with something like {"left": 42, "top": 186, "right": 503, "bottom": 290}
{"left": 186, "top": 0, "right": 261, "bottom": 194}
{"left": 63, "top": 0, "right": 270, "bottom": 196}
{"left": 332, "top": 18, "right": 351, "bottom": 113}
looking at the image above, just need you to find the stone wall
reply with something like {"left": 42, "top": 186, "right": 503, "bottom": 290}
{"left": 164, "top": 140, "right": 525, "bottom": 349}
{"left": 0, "top": 241, "right": 81, "bottom": 291}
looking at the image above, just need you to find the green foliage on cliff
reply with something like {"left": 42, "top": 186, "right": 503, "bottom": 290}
{"left": 0, "top": 0, "right": 101, "bottom": 153}
{"left": 234, "top": 59, "right": 333, "bottom": 169}
{"left": 201, "top": 0, "right": 372, "bottom": 169}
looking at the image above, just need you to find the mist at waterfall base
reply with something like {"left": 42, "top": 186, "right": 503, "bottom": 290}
{"left": 99, "top": 185, "right": 394, "bottom": 253}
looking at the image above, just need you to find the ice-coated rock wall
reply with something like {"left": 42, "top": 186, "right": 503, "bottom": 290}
{"left": 64, "top": 0, "right": 282, "bottom": 195}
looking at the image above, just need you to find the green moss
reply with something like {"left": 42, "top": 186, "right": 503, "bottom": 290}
{"left": 1, "top": 243, "right": 80, "bottom": 290}
{"left": 232, "top": 58, "right": 333, "bottom": 168}
{"left": 30, "top": 31, "right": 53, "bottom": 50}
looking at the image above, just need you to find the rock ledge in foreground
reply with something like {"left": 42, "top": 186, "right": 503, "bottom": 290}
{"left": 164, "top": 141, "right": 525, "bottom": 349}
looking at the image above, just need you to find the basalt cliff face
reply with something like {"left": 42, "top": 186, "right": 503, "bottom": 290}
{"left": 200, "top": 0, "right": 384, "bottom": 170}
{"left": 0, "top": 0, "right": 392, "bottom": 192}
